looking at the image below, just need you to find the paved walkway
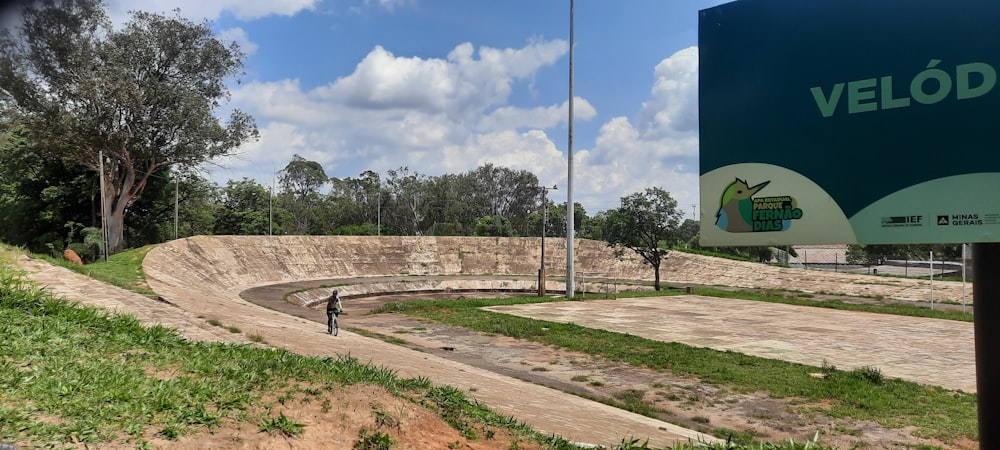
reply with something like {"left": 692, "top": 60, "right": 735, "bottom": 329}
{"left": 486, "top": 296, "right": 976, "bottom": 393}
{"left": 14, "top": 255, "right": 250, "bottom": 345}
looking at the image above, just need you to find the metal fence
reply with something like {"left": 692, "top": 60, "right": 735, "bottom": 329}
{"left": 575, "top": 271, "right": 621, "bottom": 299}
{"left": 779, "top": 245, "right": 973, "bottom": 280}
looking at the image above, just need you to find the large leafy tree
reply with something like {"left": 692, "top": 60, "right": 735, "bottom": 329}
{"left": 214, "top": 178, "right": 284, "bottom": 235}
{"left": 168, "top": 170, "right": 219, "bottom": 239}
{"left": 329, "top": 170, "right": 382, "bottom": 231}
{"left": 384, "top": 166, "right": 426, "bottom": 235}
{"left": 0, "top": 0, "right": 257, "bottom": 253}
{"left": 542, "top": 201, "right": 588, "bottom": 239}
{"left": 604, "top": 187, "right": 684, "bottom": 290}
{"left": 0, "top": 127, "right": 96, "bottom": 252}
{"left": 420, "top": 173, "right": 471, "bottom": 236}
{"left": 277, "top": 155, "right": 328, "bottom": 234}
{"left": 465, "top": 164, "right": 539, "bottom": 236}
{"left": 125, "top": 169, "right": 219, "bottom": 244}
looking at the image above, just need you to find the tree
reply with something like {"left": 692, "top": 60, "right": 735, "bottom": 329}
{"left": 474, "top": 215, "right": 514, "bottom": 237}
{"left": 0, "top": 127, "right": 97, "bottom": 253}
{"left": 465, "top": 164, "right": 539, "bottom": 236}
{"left": 604, "top": 187, "right": 684, "bottom": 290}
{"left": 279, "top": 155, "right": 327, "bottom": 197}
{"left": 384, "top": 166, "right": 426, "bottom": 235}
{"left": 214, "top": 178, "right": 282, "bottom": 235}
{"left": 127, "top": 169, "right": 219, "bottom": 243}
{"left": 582, "top": 210, "right": 611, "bottom": 241}
{"left": 421, "top": 173, "right": 474, "bottom": 234}
{"left": 329, "top": 170, "right": 381, "bottom": 228}
{"left": 277, "top": 155, "right": 327, "bottom": 234}
{"left": 0, "top": 0, "right": 257, "bottom": 253}
{"left": 676, "top": 219, "right": 700, "bottom": 248}
{"left": 169, "top": 171, "right": 218, "bottom": 238}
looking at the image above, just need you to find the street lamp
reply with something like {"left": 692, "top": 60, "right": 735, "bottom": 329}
{"left": 537, "top": 184, "right": 558, "bottom": 296}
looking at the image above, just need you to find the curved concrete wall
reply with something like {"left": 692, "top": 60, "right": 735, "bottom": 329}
{"left": 144, "top": 235, "right": 966, "bottom": 303}
{"left": 145, "top": 235, "right": 649, "bottom": 291}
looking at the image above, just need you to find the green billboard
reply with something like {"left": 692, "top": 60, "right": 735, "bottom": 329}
{"left": 699, "top": 0, "right": 1000, "bottom": 246}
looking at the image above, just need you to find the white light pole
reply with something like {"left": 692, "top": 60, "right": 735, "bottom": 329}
{"left": 566, "top": 0, "right": 576, "bottom": 298}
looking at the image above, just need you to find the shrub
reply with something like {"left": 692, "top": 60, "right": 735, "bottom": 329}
{"left": 852, "top": 366, "right": 885, "bottom": 385}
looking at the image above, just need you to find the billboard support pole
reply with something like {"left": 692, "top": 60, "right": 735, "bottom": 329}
{"left": 973, "top": 242, "right": 1000, "bottom": 448}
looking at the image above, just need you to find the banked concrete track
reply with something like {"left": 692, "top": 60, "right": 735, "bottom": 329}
{"left": 141, "top": 235, "right": 969, "bottom": 447}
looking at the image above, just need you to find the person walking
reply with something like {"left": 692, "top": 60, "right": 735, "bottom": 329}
{"left": 326, "top": 290, "right": 343, "bottom": 335}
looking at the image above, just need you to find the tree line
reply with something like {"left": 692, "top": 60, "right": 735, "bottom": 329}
{"left": 0, "top": 140, "right": 685, "bottom": 257}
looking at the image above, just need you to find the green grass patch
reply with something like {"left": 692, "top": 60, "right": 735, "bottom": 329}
{"left": 674, "top": 247, "right": 757, "bottom": 262}
{"left": 36, "top": 245, "right": 157, "bottom": 295}
{"left": 372, "top": 295, "right": 977, "bottom": 445}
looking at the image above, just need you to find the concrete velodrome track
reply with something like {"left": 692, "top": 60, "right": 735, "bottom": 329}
{"left": 17, "top": 235, "right": 974, "bottom": 448}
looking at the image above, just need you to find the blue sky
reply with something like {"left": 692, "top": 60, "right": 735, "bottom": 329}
{"left": 105, "top": 0, "right": 730, "bottom": 217}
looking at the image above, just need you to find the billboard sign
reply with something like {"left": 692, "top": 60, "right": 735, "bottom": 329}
{"left": 699, "top": 0, "right": 1000, "bottom": 246}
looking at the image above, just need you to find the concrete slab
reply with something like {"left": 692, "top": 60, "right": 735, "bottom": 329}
{"left": 485, "top": 296, "right": 975, "bottom": 393}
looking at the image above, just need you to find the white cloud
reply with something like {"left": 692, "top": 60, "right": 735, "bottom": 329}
{"left": 477, "top": 97, "right": 596, "bottom": 132}
{"left": 223, "top": 39, "right": 573, "bottom": 182}
{"left": 574, "top": 46, "right": 702, "bottom": 214}
{"left": 636, "top": 46, "right": 699, "bottom": 139}
{"left": 217, "top": 27, "right": 258, "bottom": 56}
{"left": 317, "top": 40, "right": 568, "bottom": 114}
{"left": 218, "top": 38, "right": 702, "bottom": 217}
{"left": 105, "top": 0, "right": 318, "bottom": 22}
{"left": 230, "top": 79, "right": 337, "bottom": 126}
{"left": 436, "top": 130, "right": 565, "bottom": 181}
{"left": 363, "top": 0, "right": 415, "bottom": 12}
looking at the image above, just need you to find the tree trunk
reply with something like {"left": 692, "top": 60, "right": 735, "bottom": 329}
{"left": 106, "top": 206, "right": 125, "bottom": 254}
{"left": 101, "top": 160, "right": 142, "bottom": 255}
{"left": 100, "top": 178, "right": 129, "bottom": 254}
{"left": 653, "top": 260, "right": 661, "bottom": 291}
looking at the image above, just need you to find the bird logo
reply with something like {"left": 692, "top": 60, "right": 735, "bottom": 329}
{"left": 715, "top": 178, "right": 770, "bottom": 232}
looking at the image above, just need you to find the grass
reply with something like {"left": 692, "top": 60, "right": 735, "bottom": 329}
{"left": 36, "top": 245, "right": 157, "bottom": 295}
{"left": 0, "top": 249, "right": 591, "bottom": 450}
{"left": 370, "top": 295, "right": 978, "bottom": 445}
{"left": 259, "top": 412, "right": 304, "bottom": 437}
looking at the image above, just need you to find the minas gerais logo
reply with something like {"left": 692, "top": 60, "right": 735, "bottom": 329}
{"left": 715, "top": 178, "right": 804, "bottom": 233}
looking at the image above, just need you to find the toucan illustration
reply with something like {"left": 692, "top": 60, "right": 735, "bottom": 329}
{"left": 715, "top": 178, "right": 769, "bottom": 232}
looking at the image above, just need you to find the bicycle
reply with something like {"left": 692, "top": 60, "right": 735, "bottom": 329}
{"left": 326, "top": 291, "right": 344, "bottom": 336}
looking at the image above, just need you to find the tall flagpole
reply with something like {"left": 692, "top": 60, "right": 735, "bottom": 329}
{"left": 565, "top": 0, "right": 576, "bottom": 298}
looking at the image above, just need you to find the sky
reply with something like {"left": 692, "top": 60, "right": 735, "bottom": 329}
{"left": 105, "top": 0, "right": 731, "bottom": 218}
